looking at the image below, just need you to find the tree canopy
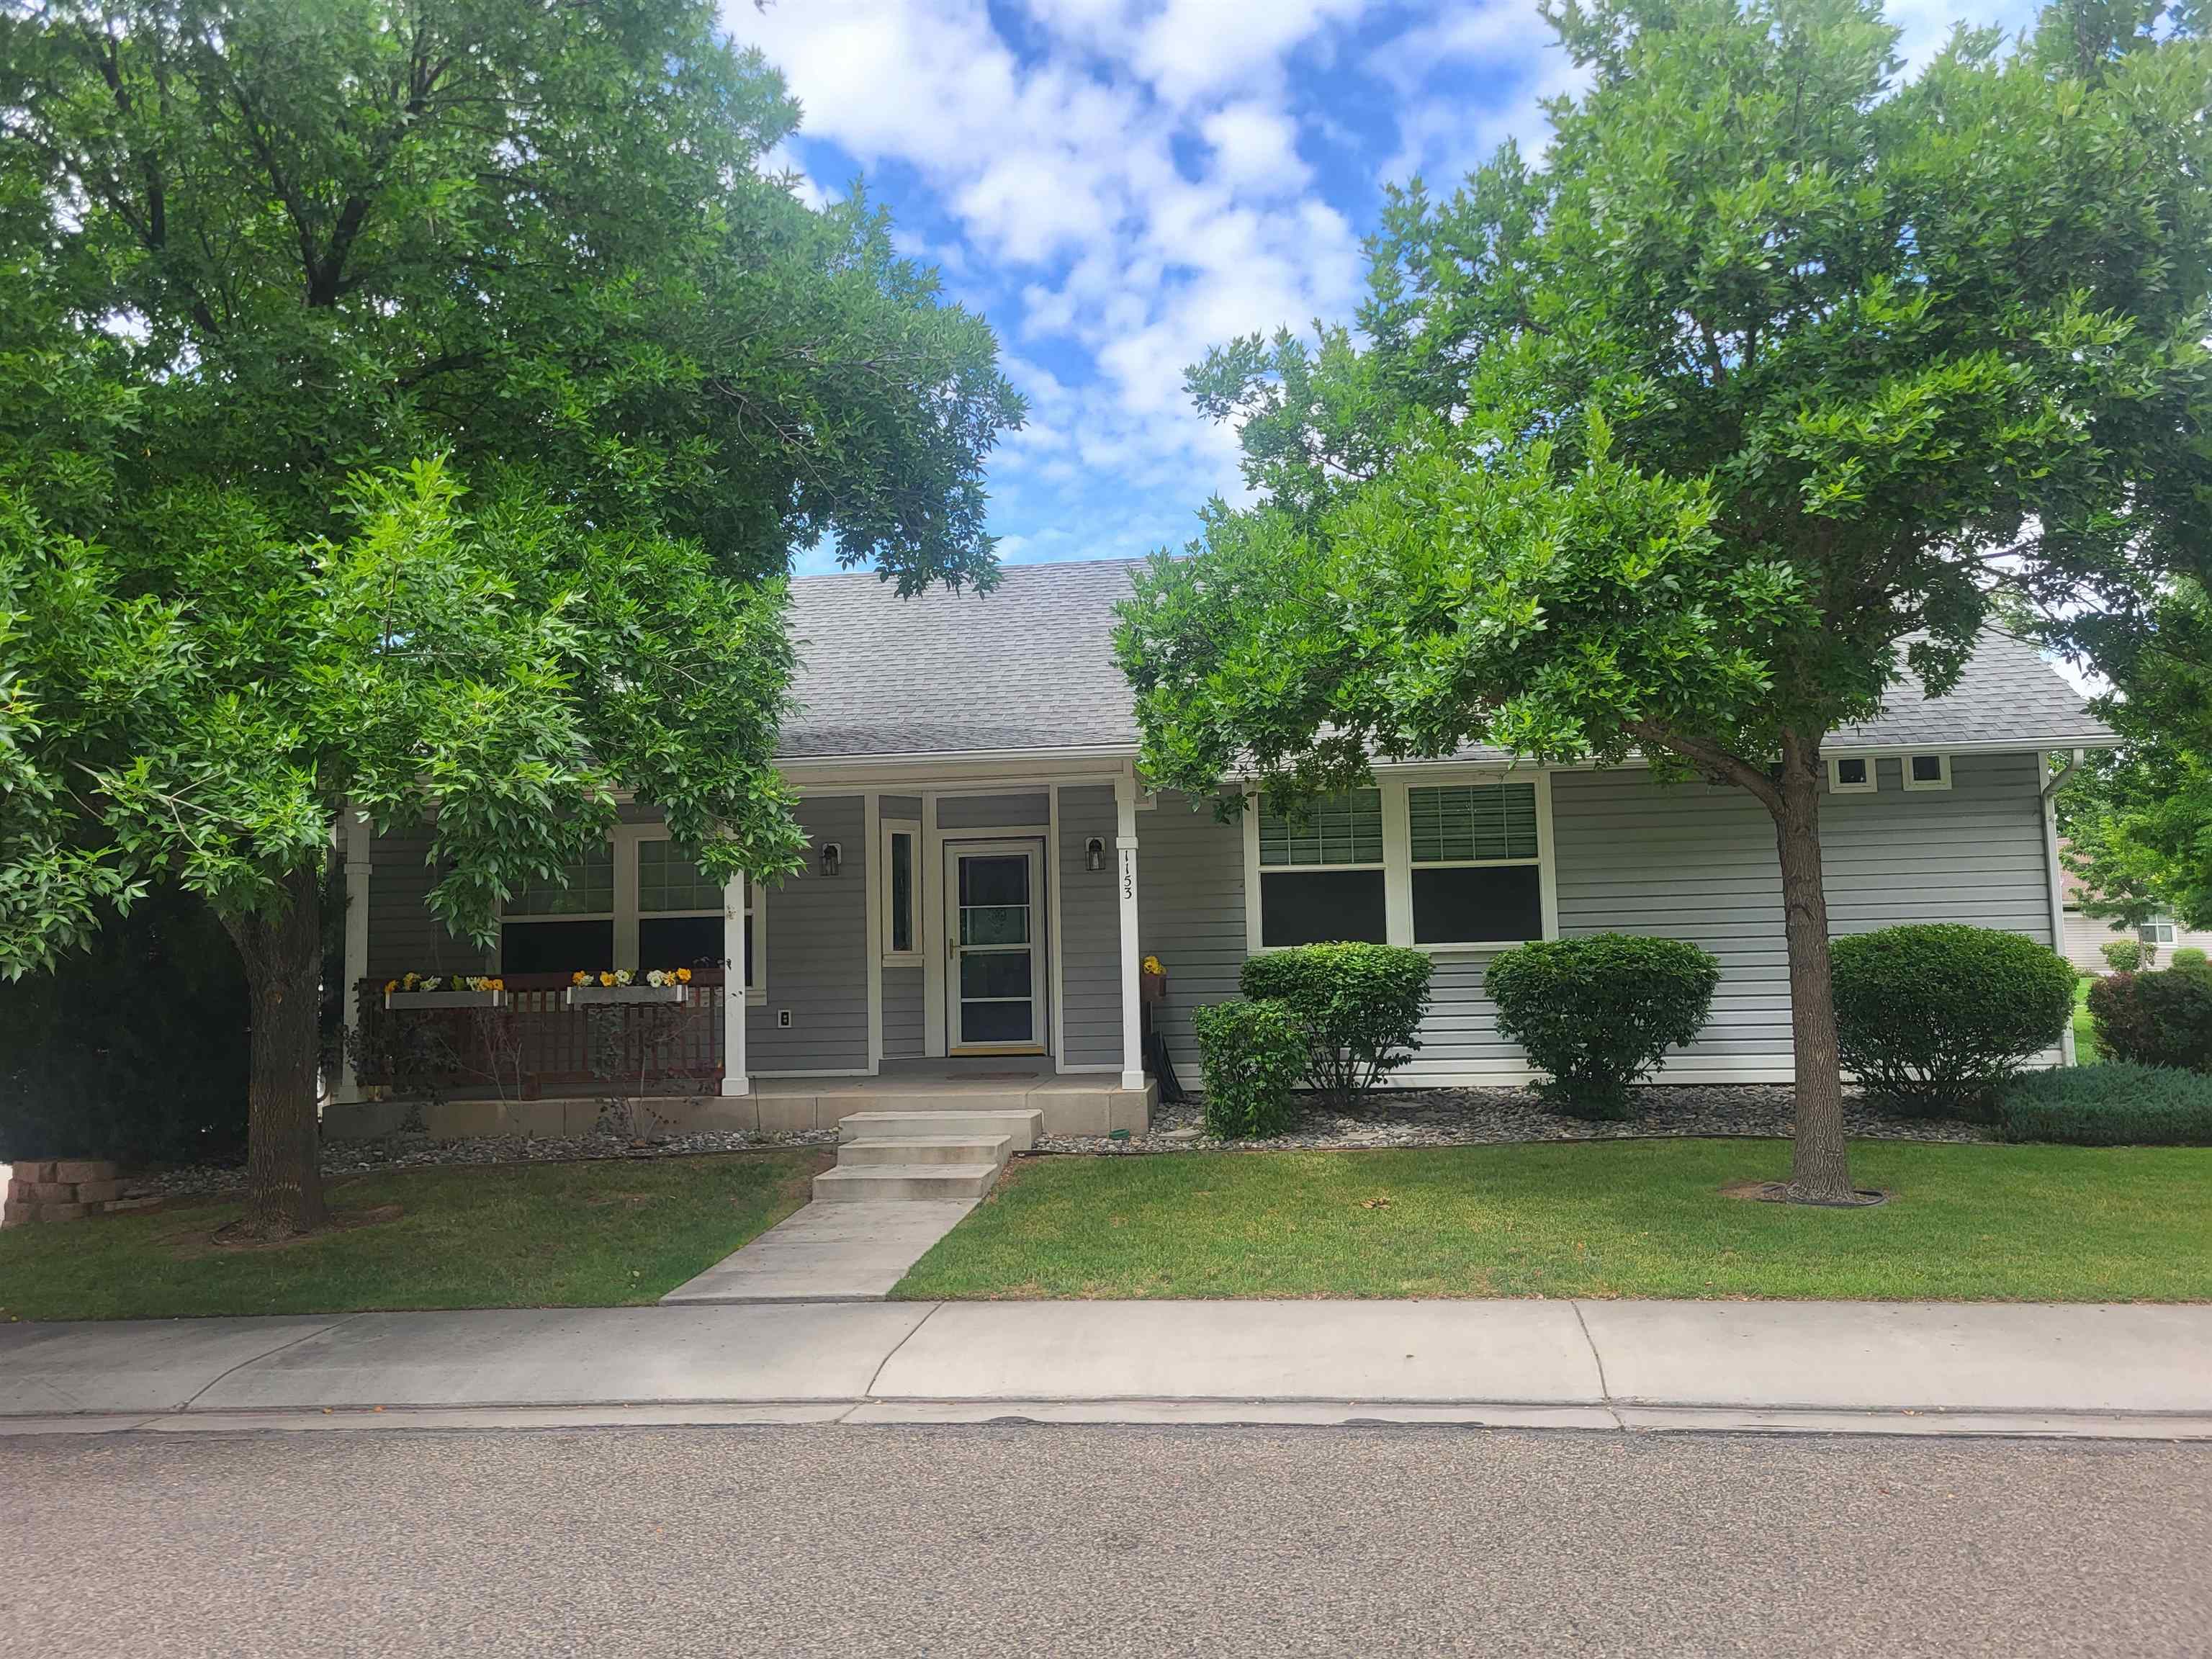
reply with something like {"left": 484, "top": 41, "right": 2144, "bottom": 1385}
{"left": 1118, "top": 0, "right": 2211, "bottom": 1200}
{"left": 0, "top": 0, "right": 1024, "bottom": 1231}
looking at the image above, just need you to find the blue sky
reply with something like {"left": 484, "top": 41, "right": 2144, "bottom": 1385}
{"left": 725, "top": 0, "right": 2044, "bottom": 576}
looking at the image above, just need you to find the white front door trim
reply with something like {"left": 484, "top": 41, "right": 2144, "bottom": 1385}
{"left": 943, "top": 836, "right": 1049, "bottom": 1056}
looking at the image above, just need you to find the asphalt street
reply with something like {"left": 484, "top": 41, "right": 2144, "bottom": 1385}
{"left": 3, "top": 1424, "right": 2206, "bottom": 1657}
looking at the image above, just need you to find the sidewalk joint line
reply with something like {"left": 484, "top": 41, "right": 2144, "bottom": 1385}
{"left": 863, "top": 1302, "right": 943, "bottom": 1400}
{"left": 177, "top": 1313, "right": 364, "bottom": 1414}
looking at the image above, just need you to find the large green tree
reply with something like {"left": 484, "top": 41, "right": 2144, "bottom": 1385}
{"left": 1118, "top": 0, "right": 2210, "bottom": 1201}
{"left": 0, "top": 0, "right": 1022, "bottom": 1234}
{"left": 2056, "top": 580, "right": 2212, "bottom": 935}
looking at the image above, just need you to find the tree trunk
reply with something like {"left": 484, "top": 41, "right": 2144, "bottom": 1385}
{"left": 220, "top": 862, "right": 329, "bottom": 1237}
{"left": 1769, "top": 732, "right": 1855, "bottom": 1204}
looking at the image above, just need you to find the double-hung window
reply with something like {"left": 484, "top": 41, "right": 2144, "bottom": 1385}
{"left": 498, "top": 832, "right": 761, "bottom": 992}
{"left": 1249, "top": 775, "right": 1553, "bottom": 953}
{"left": 500, "top": 845, "right": 618, "bottom": 974}
{"left": 637, "top": 839, "right": 727, "bottom": 971}
{"left": 1407, "top": 782, "right": 1544, "bottom": 946}
{"left": 1256, "top": 788, "right": 1388, "bottom": 947}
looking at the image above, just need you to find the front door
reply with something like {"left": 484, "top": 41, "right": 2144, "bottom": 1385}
{"left": 944, "top": 840, "right": 1046, "bottom": 1054}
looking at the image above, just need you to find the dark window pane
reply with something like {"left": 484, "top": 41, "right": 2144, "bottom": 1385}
{"left": 961, "top": 950, "right": 1033, "bottom": 998}
{"left": 639, "top": 915, "right": 724, "bottom": 970}
{"left": 1833, "top": 757, "right": 1869, "bottom": 786}
{"left": 744, "top": 914, "right": 754, "bottom": 987}
{"left": 961, "top": 905, "right": 1029, "bottom": 945}
{"left": 1910, "top": 754, "right": 1944, "bottom": 783}
{"left": 1411, "top": 866, "right": 1542, "bottom": 944}
{"left": 500, "top": 920, "right": 613, "bottom": 974}
{"left": 961, "top": 999, "right": 1034, "bottom": 1043}
{"left": 890, "top": 833, "right": 914, "bottom": 953}
{"left": 960, "top": 855, "right": 1029, "bottom": 907}
{"left": 1259, "top": 870, "right": 1388, "bottom": 947}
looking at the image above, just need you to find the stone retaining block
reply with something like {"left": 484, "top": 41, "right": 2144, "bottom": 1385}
{"left": 1, "top": 1159, "right": 148, "bottom": 1226}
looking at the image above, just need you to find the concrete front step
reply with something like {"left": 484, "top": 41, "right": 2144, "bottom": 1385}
{"left": 837, "top": 1136, "right": 1014, "bottom": 1169}
{"left": 835, "top": 1109, "right": 1044, "bottom": 1153}
{"left": 813, "top": 1163, "right": 1002, "bottom": 1203}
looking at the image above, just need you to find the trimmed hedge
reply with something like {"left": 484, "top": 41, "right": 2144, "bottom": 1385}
{"left": 1238, "top": 943, "right": 1433, "bottom": 1107}
{"left": 2173, "top": 946, "right": 2208, "bottom": 969}
{"left": 1485, "top": 935, "right": 1721, "bottom": 1121}
{"left": 1831, "top": 925, "right": 2076, "bottom": 1115}
{"left": 1997, "top": 1063, "right": 2212, "bottom": 1146}
{"left": 2101, "top": 938, "right": 2146, "bottom": 973}
{"left": 2087, "top": 968, "right": 2212, "bottom": 1072}
{"left": 1192, "top": 999, "right": 1306, "bottom": 1139}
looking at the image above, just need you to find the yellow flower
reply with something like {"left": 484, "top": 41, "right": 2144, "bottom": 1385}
{"left": 383, "top": 979, "right": 398, "bottom": 994}
{"left": 1142, "top": 955, "right": 1164, "bottom": 975}
{"left": 571, "top": 971, "right": 590, "bottom": 986}
{"left": 598, "top": 971, "right": 616, "bottom": 987}
{"left": 675, "top": 967, "right": 692, "bottom": 984}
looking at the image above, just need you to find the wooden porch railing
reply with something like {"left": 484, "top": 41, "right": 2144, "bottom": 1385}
{"left": 351, "top": 970, "right": 725, "bottom": 1099}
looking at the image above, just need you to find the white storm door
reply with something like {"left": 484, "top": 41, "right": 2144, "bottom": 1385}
{"left": 944, "top": 840, "right": 1046, "bottom": 1053}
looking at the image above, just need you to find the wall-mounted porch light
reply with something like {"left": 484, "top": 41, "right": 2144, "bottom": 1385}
{"left": 1084, "top": 836, "right": 1106, "bottom": 872}
{"left": 819, "top": 841, "right": 842, "bottom": 878}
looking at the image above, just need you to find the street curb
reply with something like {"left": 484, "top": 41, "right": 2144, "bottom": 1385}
{"left": 5, "top": 1399, "right": 2211, "bottom": 1441}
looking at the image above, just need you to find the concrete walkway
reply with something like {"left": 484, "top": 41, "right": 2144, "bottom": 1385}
{"left": 660, "top": 1200, "right": 976, "bottom": 1302}
{"left": 4, "top": 1299, "right": 2211, "bottom": 1439}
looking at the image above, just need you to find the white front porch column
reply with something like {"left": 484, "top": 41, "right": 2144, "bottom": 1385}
{"left": 1115, "top": 770, "right": 1145, "bottom": 1092}
{"left": 721, "top": 873, "right": 751, "bottom": 1097}
{"left": 335, "top": 802, "right": 372, "bottom": 1104}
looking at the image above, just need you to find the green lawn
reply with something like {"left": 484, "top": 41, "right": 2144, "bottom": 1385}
{"left": 0, "top": 1149, "right": 827, "bottom": 1322}
{"left": 893, "top": 1139, "right": 2212, "bottom": 1303}
{"left": 2074, "top": 976, "right": 2101, "bottom": 1064}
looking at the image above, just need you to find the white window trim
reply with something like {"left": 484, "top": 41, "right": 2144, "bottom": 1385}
{"left": 1242, "top": 772, "right": 1558, "bottom": 956}
{"left": 496, "top": 826, "right": 764, "bottom": 1002}
{"left": 1900, "top": 752, "right": 1952, "bottom": 791}
{"left": 2140, "top": 919, "right": 2177, "bottom": 945}
{"left": 879, "top": 815, "right": 924, "bottom": 966}
{"left": 1826, "top": 755, "right": 1878, "bottom": 794}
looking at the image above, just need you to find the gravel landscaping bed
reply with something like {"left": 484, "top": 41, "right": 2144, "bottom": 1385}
{"left": 125, "top": 1084, "right": 1986, "bottom": 1196}
{"left": 132, "top": 1124, "right": 840, "bottom": 1199}
{"left": 1035, "top": 1084, "right": 1992, "bottom": 1155}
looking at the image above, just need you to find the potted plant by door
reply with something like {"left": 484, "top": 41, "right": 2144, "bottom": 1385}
{"left": 1141, "top": 954, "right": 1167, "bottom": 1004}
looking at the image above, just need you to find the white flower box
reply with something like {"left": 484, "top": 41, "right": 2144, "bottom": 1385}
{"left": 565, "top": 984, "right": 688, "bottom": 1007}
{"left": 385, "top": 989, "right": 503, "bottom": 1010}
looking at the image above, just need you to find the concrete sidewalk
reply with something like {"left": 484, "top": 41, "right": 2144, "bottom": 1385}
{"left": 4, "top": 1299, "right": 2210, "bottom": 1439}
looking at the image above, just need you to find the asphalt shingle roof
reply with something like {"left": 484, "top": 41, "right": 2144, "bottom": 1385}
{"left": 778, "top": 556, "right": 2116, "bottom": 760}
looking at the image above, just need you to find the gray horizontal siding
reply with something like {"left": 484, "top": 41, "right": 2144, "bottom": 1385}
{"left": 881, "top": 966, "right": 924, "bottom": 1058}
{"left": 880, "top": 794, "right": 922, "bottom": 822}
{"left": 746, "top": 794, "right": 868, "bottom": 1073}
{"left": 1057, "top": 785, "right": 1123, "bottom": 1068}
{"left": 365, "top": 828, "right": 491, "bottom": 979}
{"left": 1514, "top": 750, "right": 2056, "bottom": 1082}
{"left": 1136, "top": 791, "right": 1247, "bottom": 1081}
{"left": 938, "top": 793, "right": 1048, "bottom": 830}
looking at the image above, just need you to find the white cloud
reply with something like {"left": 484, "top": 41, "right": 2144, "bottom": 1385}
{"left": 1200, "top": 102, "right": 1310, "bottom": 192}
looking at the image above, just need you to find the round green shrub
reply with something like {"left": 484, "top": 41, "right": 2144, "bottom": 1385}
{"left": 1192, "top": 998, "right": 1307, "bottom": 1138}
{"left": 1238, "top": 943, "right": 1434, "bottom": 1107}
{"left": 1831, "top": 925, "right": 2077, "bottom": 1114}
{"left": 2172, "top": 945, "right": 2208, "bottom": 970}
{"left": 2101, "top": 938, "right": 2146, "bottom": 973}
{"left": 1484, "top": 935, "right": 1721, "bottom": 1121}
{"left": 2086, "top": 968, "right": 2212, "bottom": 1072}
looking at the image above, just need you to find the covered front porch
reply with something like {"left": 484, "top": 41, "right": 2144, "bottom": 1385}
{"left": 333, "top": 757, "right": 1161, "bottom": 1138}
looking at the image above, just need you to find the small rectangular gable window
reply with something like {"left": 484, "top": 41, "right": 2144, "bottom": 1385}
{"left": 1902, "top": 753, "right": 1951, "bottom": 791}
{"left": 1827, "top": 755, "right": 1875, "bottom": 794}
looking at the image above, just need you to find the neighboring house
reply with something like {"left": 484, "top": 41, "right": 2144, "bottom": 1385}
{"left": 2058, "top": 852, "right": 2212, "bottom": 974}
{"left": 334, "top": 558, "right": 2116, "bottom": 1132}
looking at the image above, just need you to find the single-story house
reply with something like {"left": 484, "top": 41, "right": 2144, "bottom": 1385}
{"left": 331, "top": 557, "right": 2116, "bottom": 1139}
{"left": 2059, "top": 851, "right": 2212, "bottom": 974}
